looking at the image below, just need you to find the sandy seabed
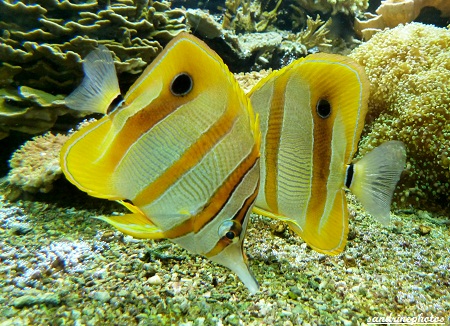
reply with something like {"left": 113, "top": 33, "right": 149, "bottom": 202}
{"left": 0, "top": 191, "right": 449, "bottom": 326}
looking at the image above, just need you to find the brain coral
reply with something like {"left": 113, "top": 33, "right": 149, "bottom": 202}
{"left": 0, "top": 0, "right": 186, "bottom": 139}
{"left": 349, "top": 23, "right": 450, "bottom": 212}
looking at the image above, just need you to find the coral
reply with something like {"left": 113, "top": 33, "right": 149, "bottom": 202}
{"left": 286, "top": 15, "right": 333, "bottom": 54}
{"left": 5, "top": 132, "right": 70, "bottom": 200}
{"left": 355, "top": 0, "right": 450, "bottom": 40}
{"left": 0, "top": 0, "right": 186, "bottom": 138}
{"left": 221, "top": 0, "right": 284, "bottom": 33}
{"left": 186, "top": 9, "right": 223, "bottom": 38}
{"left": 349, "top": 23, "right": 450, "bottom": 211}
{"left": 234, "top": 70, "right": 272, "bottom": 94}
{"left": 294, "top": 0, "right": 369, "bottom": 15}
{"left": 0, "top": 86, "right": 67, "bottom": 140}
{"left": 201, "top": 15, "right": 332, "bottom": 72}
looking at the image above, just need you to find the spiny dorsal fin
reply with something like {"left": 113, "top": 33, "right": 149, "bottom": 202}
{"left": 349, "top": 140, "right": 406, "bottom": 225}
{"left": 65, "top": 45, "right": 120, "bottom": 114}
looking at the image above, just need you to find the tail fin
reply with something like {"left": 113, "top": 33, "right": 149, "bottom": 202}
{"left": 349, "top": 140, "right": 406, "bottom": 225}
{"left": 65, "top": 45, "right": 120, "bottom": 114}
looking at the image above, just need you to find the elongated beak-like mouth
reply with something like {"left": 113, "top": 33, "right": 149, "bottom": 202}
{"left": 209, "top": 240, "right": 259, "bottom": 294}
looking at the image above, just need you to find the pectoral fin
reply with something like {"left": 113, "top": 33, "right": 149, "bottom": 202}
{"left": 253, "top": 206, "right": 295, "bottom": 223}
{"left": 95, "top": 213, "right": 165, "bottom": 239}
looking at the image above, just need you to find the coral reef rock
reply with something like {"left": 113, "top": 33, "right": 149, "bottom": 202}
{"left": 355, "top": 0, "right": 450, "bottom": 40}
{"left": 5, "top": 132, "right": 70, "bottom": 200}
{"left": 186, "top": 9, "right": 223, "bottom": 38}
{"left": 189, "top": 14, "right": 335, "bottom": 72}
{"left": 0, "top": 0, "right": 186, "bottom": 139}
{"left": 294, "top": 0, "right": 369, "bottom": 15}
{"left": 0, "top": 86, "right": 67, "bottom": 140}
{"left": 349, "top": 23, "right": 450, "bottom": 212}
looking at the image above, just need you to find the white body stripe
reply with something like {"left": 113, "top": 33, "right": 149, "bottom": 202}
{"left": 277, "top": 73, "right": 314, "bottom": 228}
{"left": 174, "top": 160, "right": 259, "bottom": 255}
{"left": 140, "top": 112, "right": 256, "bottom": 231}
{"left": 251, "top": 80, "right": 274, "bottom": 211}
{"left": 113, "top": 92, "right": 226, "bottom": 199}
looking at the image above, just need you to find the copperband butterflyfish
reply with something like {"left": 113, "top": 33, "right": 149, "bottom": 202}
{"left": 249, "top": 53, "right": 406, "bottom": 255}
{"left": 61, "top": 33, "right": 261, "bottom": 293}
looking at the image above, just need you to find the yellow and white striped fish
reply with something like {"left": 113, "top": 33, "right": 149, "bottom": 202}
{"left": 60, "top": 33, "right": 261, "bottom": 293}
{"left": 249, "top": 53, "right": 406, "bottom": 255}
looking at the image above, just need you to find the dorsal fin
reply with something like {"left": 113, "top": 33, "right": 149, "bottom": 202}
{"left": 65, "top": 45, "right": 120, "bottom": 114}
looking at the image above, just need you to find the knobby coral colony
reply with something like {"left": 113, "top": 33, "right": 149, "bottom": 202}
{"left": 6, "top": 132, "right": 69, "bottom": 200}
{"left": 349, "top": 23, "right": 450, "bottom": 212}
{"left": 0, "top": 0, "right": 186, "bottom": 139}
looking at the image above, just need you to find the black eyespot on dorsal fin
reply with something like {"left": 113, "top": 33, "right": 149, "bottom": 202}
{"left": 345, "top": 164, "right": 354, "bottom": 188}
{"left": 107, "top": 94, "right": 124, "bottom": 114}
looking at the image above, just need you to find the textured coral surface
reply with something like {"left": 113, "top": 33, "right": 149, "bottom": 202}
{"left": 7, "top": 132, "right": 69, "bottom": 198}
{"left": 0, "top": 0, "right": 186, "bottom": 138}
{"left": 349, "top": 23, "right": 450, "bottom": 211}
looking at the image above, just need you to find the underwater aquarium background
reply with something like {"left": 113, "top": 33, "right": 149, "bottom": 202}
{"left": 0, "top": 0, "right": 449, "bottom": 324}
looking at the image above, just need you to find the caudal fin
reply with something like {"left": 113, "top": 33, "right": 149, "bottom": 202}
{"left": 349, "top": 140, "right": 406, "bottom": 225}
{"left": 65, "top": 45, "right": 120, "bottom": 114}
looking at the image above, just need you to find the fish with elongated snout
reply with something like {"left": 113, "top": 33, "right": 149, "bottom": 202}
{"left": 60, "top": 33, "right": 261, "bottom": 294}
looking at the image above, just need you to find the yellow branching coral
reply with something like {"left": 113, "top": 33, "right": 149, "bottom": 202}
{"left": 349, "top": 23, "right": 450, "bottom": 211}
{"left": 288, "top": 15, "right": 333, "bottom": 51}
{"left": 222, "top": 0, "right": 284, "bottom": 33}
{"left": 6, "top": 133, "right": 70, "bottom": 200}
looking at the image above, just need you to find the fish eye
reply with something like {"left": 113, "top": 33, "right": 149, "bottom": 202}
{"left": 218, "top": 220, "right": 242, "bottom": 243}
{"left": 225, "top": 231, "right": 236, "bottom": 240}
{"left": 316, "top": 98, "right": 331, "bottom": 119}
{"left": 170, "top": 73, "right": 193, "bottom": 96}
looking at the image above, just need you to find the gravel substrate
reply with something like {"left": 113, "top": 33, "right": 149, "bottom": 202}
{"left": 0, "top": 191, "right": 449, "bottom": 325}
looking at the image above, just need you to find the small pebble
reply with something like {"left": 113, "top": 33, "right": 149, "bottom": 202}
{"left": 148, "top": 274, "right": 163, "bottom": 285}
{"left": 13, "top": 293, "right": 60, "bottom": 308}
{"left": 418, "top": 225, "right": 431, "bottom": 235}
{"left": 225, "top": 314, "right": 240, "bottom": 326}
{"left": 288, "top": 286, "right": 302, "bottom": 300}
{"left": 343, "top": 255, "right": 357, "bottom": 267}
{"left": 347, "top": 227, "right": 358, "bottom": 240}
{"left": 10, "top": 223, "right": 33, "bottom": 235}
{"left": 92, "top": 291, "right": 111, "bottom": 303}
{"left": 270, "top": 221, "right": 287, "bottom": 234}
